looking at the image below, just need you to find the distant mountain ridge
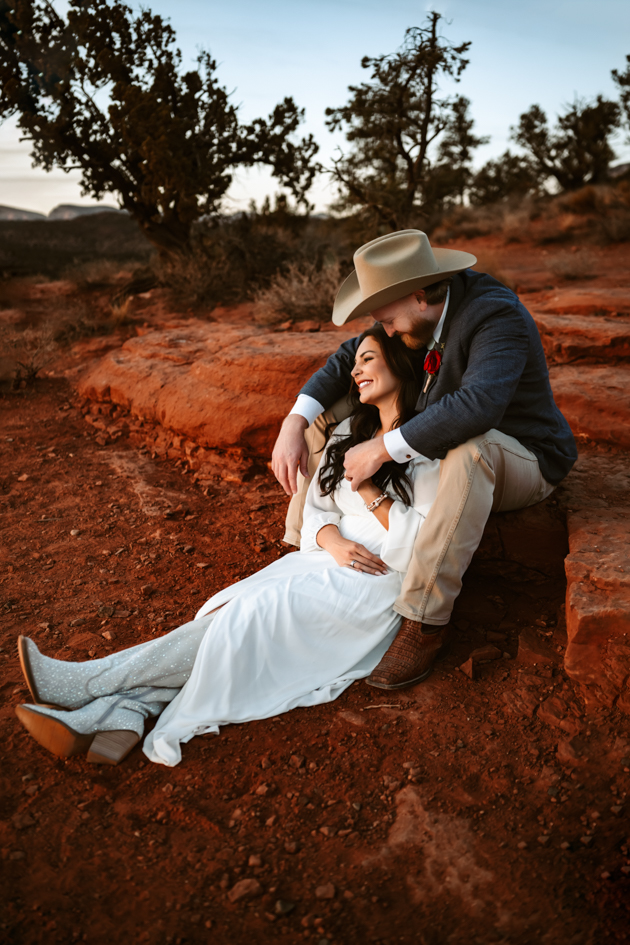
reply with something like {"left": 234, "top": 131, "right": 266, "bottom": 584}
{"left": 0, "top": 203, "right": 126, "bottom": 221}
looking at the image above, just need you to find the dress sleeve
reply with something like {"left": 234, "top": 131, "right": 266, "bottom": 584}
{"left": 299, "top": 425, "right": 348, "bottom": 554}
{"left": 379, "top": 456, "right": 441, "bottom": 573}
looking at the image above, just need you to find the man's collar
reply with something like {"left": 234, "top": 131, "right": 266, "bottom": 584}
{"left": 427, "top": 286, "right": 451, "bottom": 350}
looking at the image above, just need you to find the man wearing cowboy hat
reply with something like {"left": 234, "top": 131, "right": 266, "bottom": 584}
{"left": 272, "top": 229, "right": 577, "bottom": 690}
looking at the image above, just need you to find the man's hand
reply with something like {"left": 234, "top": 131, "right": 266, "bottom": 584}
{"left": 271, "top": 413, "right": 310, "bottom": 496}
{"left": 343, "top": 437, "right": 390, "bottom": 492}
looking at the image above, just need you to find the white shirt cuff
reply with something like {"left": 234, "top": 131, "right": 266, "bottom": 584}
{"left": 383, "top": 427, "right": 421, "bottom": 463}
{"left": 289, "top": 394, "right": 325, "bottom": 426}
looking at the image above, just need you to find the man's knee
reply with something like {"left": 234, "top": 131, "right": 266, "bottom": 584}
{"left": 441, "top": 430, "right": 495, "bottom": 469}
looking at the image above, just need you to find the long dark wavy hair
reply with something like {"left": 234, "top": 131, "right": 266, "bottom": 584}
{"left": 318, "top": 324, "right": 424, "bottom": 506}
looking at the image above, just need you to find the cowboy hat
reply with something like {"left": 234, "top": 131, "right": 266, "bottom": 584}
{"left": 332, "top": 229, "right": 477, "bottom": 326}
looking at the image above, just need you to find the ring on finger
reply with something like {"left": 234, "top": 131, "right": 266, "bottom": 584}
{"left": 350, "top": 560, "right": 356, "bottom": 569}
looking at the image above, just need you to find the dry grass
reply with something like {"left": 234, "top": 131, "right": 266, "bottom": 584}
{"left": 156, "top": 217, "right": 310, "bottom": 310}
{"left": 52, "top": 300, "right": 104, "bottom": 346}
{"left": 108, "top": 296, "right": 135, "bottom": 327}
{"left": 156, "top": 213, "right": 357, "bottom": 313}
{"left": 523, "top": 185, "right": 630, "bottom": 245}
{"left": 52, "top": 297, "right": 137, "bottom": 347}
{"left": 432, "top": 183, "right": 630, "bottom": 246}
{"left": 0, "top": 293, "right": 142, "bottom": 390}
{"left": 253, "top": 261, "right": 342, "bottom": 324}
{"left": 63, "top": 258, "right": 128, "bottom": 291}
{"left": 432, "top": 200, "right": 540, "bottom": 244}
{"left": 0, "top": 324, "right": 57, "bottom": 389}
{"left": 157, "top": 244, "right": 233, "bottom": 309}
{"left": 597, "top": 209, "right": 630, "bottom": 243}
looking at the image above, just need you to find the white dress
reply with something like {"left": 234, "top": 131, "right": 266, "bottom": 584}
{"left": 143, "top": 419, "right": 440, "bottom": 767}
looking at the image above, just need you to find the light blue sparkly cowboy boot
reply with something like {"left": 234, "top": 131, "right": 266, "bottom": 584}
{"left": 17, "top": 615, "right": 214, "bottom": 710}
{"left": 15, "top": 686, "right": 178, "bottom": 764}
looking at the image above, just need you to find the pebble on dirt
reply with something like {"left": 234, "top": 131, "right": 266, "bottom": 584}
{"left": 314, "top": 883, "right": 336, "bottom": 900}
{"left": 227, "top": 878, "right": 263, "bottom": 903}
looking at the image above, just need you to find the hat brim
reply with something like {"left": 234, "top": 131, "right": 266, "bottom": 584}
{"left": 331, "top": 248, "right": 477, "bottom": 326}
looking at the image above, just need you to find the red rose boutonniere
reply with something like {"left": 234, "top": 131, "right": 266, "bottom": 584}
{"left": 422, "top": 349, "right": 442, "bottom": 393}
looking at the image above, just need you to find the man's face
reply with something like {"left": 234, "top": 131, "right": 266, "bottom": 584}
{"left": 370, "top": 292, "right": 440, "bottom": 350}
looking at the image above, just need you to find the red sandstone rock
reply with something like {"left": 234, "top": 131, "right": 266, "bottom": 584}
{"left": 532, "top": 311, "right": 630, "bottom": 363}
{"left": 617, "top": 690, "right": 630, "bottom": 715}
{"left": 556, "top": 735, "right": 589, "bottom": 767}
{"left": 564, "top": 509, "right": 630, "bottom": 712}
{"left": 459, "top": 658, "right": 477, "bottom": 679}
{"left": 501, "top": 688, "right": 540, "bottom": 718}
{"left": 549, "top": 364, "right": 630, "bottom": 449}
{"left": 469, "top": 645, "right": 502, "bottom": 662}
{"left": 537, "top": 695, "right": 582, "bottom": 735}
{"left": 471, "top": 497, "right": 569, "bottom": 581}
{"left": 538, "top": 288, "right": 630, "bottom": 317}
{"left": 77, "top": 320, "right": 358, "bottom": 455}
{"left": 537, "top": 695, "right": 566, "bottom": 728}
{"left": 517, "top": 628, "right": 556, "bottom": 665}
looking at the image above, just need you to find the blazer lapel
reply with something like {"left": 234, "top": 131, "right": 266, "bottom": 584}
{"left": 414, "top": 272, "right": 467, "bottom": 412}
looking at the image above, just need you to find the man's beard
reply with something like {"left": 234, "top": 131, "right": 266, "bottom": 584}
{"left": 399, "top": 323, "right": 435, "bottom": 350}
{"left": 399, "top": 332, "right": 426, "bottom": 350}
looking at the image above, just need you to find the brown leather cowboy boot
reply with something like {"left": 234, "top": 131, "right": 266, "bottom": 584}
{"left": 366, "top": 619, "right": 450, "bottom": 689}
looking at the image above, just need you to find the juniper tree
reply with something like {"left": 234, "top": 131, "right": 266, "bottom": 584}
{"left": 324, "top": 12, "right": 478, "bottom": 230}
{"left": 468, "top": 151, "right": 541, "bottom": 205}
{"left": 612, "top": 54, "right": 630, "bottom": 134}
{"left": 0, "top": 0, "right": 318, "bottom": 252}
{"left": 511, "top": 97, "right": 621, "bottom": 192}
{"left": 431, "top": 95, "right": 489, "bottom": 205}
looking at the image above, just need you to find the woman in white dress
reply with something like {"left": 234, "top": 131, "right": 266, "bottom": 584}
{"left": 15, "top": 326, "right": 440, "bottom": 767}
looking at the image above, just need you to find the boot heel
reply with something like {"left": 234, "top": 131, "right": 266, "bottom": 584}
{"left": 15, "top": 705, "right": 94, "bottom": 758}
{"left": 87, "top": 730, "right": 140, "bottom": 765}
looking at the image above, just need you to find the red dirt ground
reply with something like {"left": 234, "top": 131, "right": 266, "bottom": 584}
{"left": 2, "top": 382, "right": 629, "bottom": 945}
{"left": 1, "top": 237, "right": 630, "bottom": 945}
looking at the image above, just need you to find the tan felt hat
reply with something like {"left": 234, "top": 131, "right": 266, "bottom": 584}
{"left": 332, "top": 229, "right": 477, "bottom": 326}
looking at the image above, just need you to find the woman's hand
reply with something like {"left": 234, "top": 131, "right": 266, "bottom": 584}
{"left": 316, "top": 524, "right": 388, "bottom": 575}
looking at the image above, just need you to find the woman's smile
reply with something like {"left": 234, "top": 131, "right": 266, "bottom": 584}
{"left": 355, "top": 372, "right": 377, "bottom": 401}
{"left": 351, "top": 337, "right": 400, "bottom": 407}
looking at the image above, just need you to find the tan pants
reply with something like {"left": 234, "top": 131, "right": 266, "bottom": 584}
{"left": 283, "top": 398, "right": 555, "bottom": 626}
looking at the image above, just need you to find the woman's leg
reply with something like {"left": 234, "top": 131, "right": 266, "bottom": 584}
{"left": 19, "top": 613, "right": 216, "bottom": 710}
{"left": 16, "top": 685, "right": 181, "bottom": 764}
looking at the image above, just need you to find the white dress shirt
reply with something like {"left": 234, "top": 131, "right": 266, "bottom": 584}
{"left": 289, "top": 287, "right": 451, "bottom": 462}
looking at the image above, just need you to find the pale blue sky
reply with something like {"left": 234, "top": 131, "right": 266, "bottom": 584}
{"left": 1, "top": 0, "right": 629, "bottom": 214}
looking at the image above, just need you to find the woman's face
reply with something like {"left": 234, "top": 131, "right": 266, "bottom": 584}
{"left": 351, "top": 336, "right": 400, "bottom": 407}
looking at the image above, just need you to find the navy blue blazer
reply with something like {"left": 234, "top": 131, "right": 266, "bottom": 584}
{"left": 299, "top": 270, "right": 577, "bottom": 486}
